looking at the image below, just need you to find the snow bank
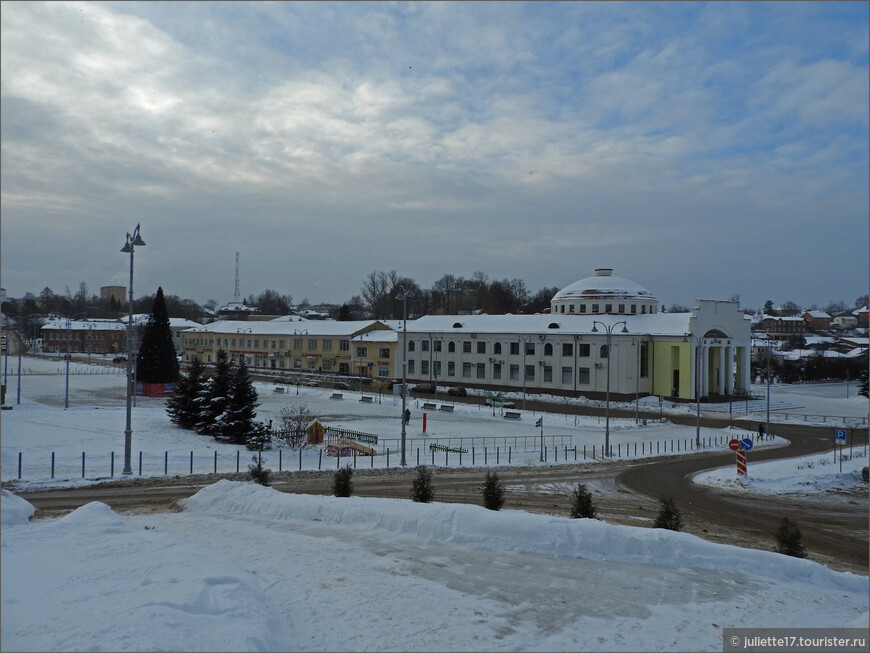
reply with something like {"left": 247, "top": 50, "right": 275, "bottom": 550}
{"left": 183, "top": 481, "right": 869, "bottom": 594}
{"left": 1, "top": 489, "right": 35, "bottom": 525}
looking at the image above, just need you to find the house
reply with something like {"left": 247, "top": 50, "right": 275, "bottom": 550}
{"left": 41, "top": 318, "right": 128, "bottom": 355}
{"left": 831, "top": 312, "right": 858, "bottom": 329}
{"left": 759, "top": 315, "right": 806, "bottom": 335}
{"left": 800, "top": 310, "right": 831, "bottom": 331}
{"left": 854, "top": 306, "right": 868, "bottom": 326}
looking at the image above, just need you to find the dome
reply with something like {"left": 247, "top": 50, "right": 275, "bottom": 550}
{"left": 551, "top": 268, "right": 658, "bottom": 316}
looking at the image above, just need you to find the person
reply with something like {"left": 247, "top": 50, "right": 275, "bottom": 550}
{"left": 404, "top": 408, "right": 411, "bottom": 425}
{"left": 758, "top": 422, "right": 765, "bottom": 440}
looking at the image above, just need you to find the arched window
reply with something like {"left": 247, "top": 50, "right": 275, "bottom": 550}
{"left": 544, "top": 343, "right": 553, "bottom": 356}
{"left": 408, "top": 340, "right": 416, "bottom": 352}
{"left": 448, "top": 341, "right": 456, "bottom": 353}
{"left": 600, "top": 344, "right": 609, "bottom": 358}
{"left": 494, "top": 342, "right": 502, "bottom": 355}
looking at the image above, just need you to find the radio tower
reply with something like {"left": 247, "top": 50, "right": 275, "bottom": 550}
{"left": 234, "top": 252, "right": 241, "bottom": 303}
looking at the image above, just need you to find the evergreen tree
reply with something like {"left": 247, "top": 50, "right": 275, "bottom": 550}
{"left": 247, "top": 454, "right": 272, "bottom": 487}
{"left": 569, "top": 483, "right": 597, "bottom": 519}
{"left": 166, "top": 357, "right": 207, "bottom": 429}
{"left": 775, "top": 517, "right": 807, "bottom": 558}
{"left": 135, "top": 287, "right": 180, "bottom": 384}
{"left": 653, "top": 495, "right": 683, "bottom": 531}
{"left": 219, "top": 358, "right": 264, "bottom": 445}
{"left": 197, "top": 349, "right": 232, "bottom": 437}
{"left": 333, "top": 465, "right": 354, "bottom": 497}
{"left": 858, "top": 363, "right": 869, "bottom": 399}
{"left": 411, "top": 465, "right": 435, "bottom": 503}
{"left": 481, "top": 471, "right": 505, "bottom": 511}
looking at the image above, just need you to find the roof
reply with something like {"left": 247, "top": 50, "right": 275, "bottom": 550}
{"left": 42, "top": 319, "right": 126, "bottom": 332}
{"left": 408, "top": 313, "right": 692, "bottom": 337}
{"left": 184, "top": 319, "right": 390, "bottom": 337}
{"left": 552, "top": 269, "right": 657, "bottom": 303}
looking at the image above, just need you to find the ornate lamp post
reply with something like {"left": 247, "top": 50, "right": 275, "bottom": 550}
{"left": 591, "top": 319, "right": 628, "bottom": 457}
{"left": 397, "top": 286, "right": 415, "bottom": 467}
{"left": 121, "top": 224, "right": 145, "bottom": 475}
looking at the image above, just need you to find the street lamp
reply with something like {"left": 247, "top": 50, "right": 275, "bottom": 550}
{"left": 121, "top": 224, "right": 145, "bottom": 475}
{"left": 591, "top": 319, "right": 628, "bottom": 457}
{"left": 64, "top": 312, "right": 88, "bottom": 409}
{"left": 687, "top": 334, "right": 703, "bottom": 449}
{"left": 397, "top": 286, "right": 415, "bottom": 467}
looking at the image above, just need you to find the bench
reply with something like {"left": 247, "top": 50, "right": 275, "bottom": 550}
{"left": 503, "top": 411, "right": 521, "bottom": 420}
{"left": 273, "top": 386, "right": 285, "bottom": 393}
{"left": 422, "top": 402, "right": 437, "bottom": 410}
{"left": 438, "top": 404, "right": 454, "bottom": 412}
{"left": 330, "top": 392, "right": 343, "bottom": 400}
{"left": 359, "top": 395, "right": 374, "bottom": 403}
{"left": 429, "top": 443, "right": 469, "bottom": 454}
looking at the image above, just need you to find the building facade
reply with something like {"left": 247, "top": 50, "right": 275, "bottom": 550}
{"left": 41, "top": 318, "right": 128, "bottom": 354}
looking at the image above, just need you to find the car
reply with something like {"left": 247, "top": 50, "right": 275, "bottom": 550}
{"left": 277, "top": 375, "right": 294, "bottom": 384}
{"left": 304, "top": 379, "right": 319, "bottom": 387}
{"left": 863, "top": 467, "right": 869, "bottom": 483}
{"left": 447, "top": 386, "right": 467, "bottom": 397}
{"left": 333, "top": 382, "right": 352, "bottom": 391}
{"left": 112, "top": 356, "right": 127, "bottom": 363}
{"left": 412, "top": 383, "right": 437, "bottom": 394}
{"left": 485, "top": 397, "right": 516, "bottom": 408}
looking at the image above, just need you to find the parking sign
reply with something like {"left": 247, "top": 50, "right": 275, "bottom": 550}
{"left": 834, "top": 429, "right": 847, "bottom": 444}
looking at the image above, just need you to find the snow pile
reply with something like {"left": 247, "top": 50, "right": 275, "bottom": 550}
{"left": 1, "top": 489, "right": 35, "bottom": 525}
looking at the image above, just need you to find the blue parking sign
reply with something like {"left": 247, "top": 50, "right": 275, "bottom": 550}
{"left": 834, "top": 429, "right": 847, "bottom": 444}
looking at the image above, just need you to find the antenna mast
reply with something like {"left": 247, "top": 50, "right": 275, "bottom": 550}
{"left": 234, "top": 252, "right": 240, "bottom": 302}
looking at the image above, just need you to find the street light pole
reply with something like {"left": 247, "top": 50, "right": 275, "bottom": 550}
{"left": 121, "top": 224, "right": 145, "bottom": 475}
{"left": 398, "top": 286, "right": 415, "bottom": 467}
{"left": 592, "top": 319, "right": 628, "bottom": 457}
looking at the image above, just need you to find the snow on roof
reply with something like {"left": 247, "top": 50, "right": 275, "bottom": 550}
{"left": 185, "top": 319, "right": 390, "bottom": 337}
{"left": 552, "top": 268, "right": 657, "bottom": 303}
{"left": 41, "top": 319, "right": 126, "bottom": 332}
{"left": 802, "top": 310, "right": 830, "bottom": 318}
{"left": 409, "top": 312, "right": 692, "bottom": 336}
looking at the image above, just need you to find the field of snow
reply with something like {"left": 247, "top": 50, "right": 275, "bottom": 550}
{"left": 1, "top": 354, "right": 868, "bottom": 651}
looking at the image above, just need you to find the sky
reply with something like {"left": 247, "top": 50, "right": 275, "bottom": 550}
{"left": 1, "top": 355, "right": 868, "bottom": 650}
{"left": 1, "top": 1, "right": 868, "bottom": 312}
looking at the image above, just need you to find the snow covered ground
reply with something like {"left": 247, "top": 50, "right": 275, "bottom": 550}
{"left": 1, "top": 355, "right": 868, "bottom": 651}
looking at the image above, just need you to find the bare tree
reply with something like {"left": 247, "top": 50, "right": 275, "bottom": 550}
{"left": 276, "top": 403, "right": 316, "bottom": 447}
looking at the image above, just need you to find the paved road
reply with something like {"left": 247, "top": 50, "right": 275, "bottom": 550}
{"left": 18, "top": 421, "right": 867, "bottom": 573}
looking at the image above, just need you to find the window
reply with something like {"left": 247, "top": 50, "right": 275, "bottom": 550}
{"left": 641, "top": 305, "right": 646, "bottom": 314}
{"left": 448, "top": 341, "right": 456, "bottom": 353}
{"left": 340, "top": 340, "right": 349, "bottom": 351}
{"left": 422, "top": 340, "right": 429, "bottom": 352}
{"left": 379, "top": 348, "right": 390, "bottom": 359}
{"left": 543, "top": 365, "right": 552, "bottom": 383}
{"left": 477, "top": 341, "right": 486, "bottom": 354}
{"left": 524, "top": 364, "right": 535, "bottom": 381}
{"left": 509, "top": 364, "right": 519, "bottom": 380}
{"left": 378, "top": 367, "right": 389, "bottom": 378}
{"left": 448, "top": 361, "right": 455, "bottom": 376}
{"left": 578, "top": 367, "right": 590, "bottom": 384}
{"left": 544, "top": 343, "right": 553, "bottom": 356}
{"left": 640, "top": 341, "right": 649, "bottom": 378}
{"left": 322, "top": 340, "right": 332, "bottom": 351}
{"left": 524, "top": 341, "right": 535, "bottom": 355}
{"left": 560, "top": 305, "right": 565, "bottom": 313}
{"left": 510, "top": 342, "right": 519, "bottom": 355}
{"left": 493, "top": 363, "right": 502, "bottom": 379}
{"left": 494, "top": 342, "right": 502, "bottom": 355}
{"left": 600, "top": 345, "right": 608, "bottom": 358}
{"left": 409, "top": 340, "right": 416, "bottom": 352}
{"left": 434, "top": 340, "right": 442, "bottom": 352}
{"left": 279, "top": 340, "right": 285, "bottom": 349}
{"left": 433, "top": 361, "right": 441, "bottom": 377}
{"left": 579, "top": 304, "right": 587, "bottom": 314}
{"left": 356, "top": 346, "right": 368, "bottom": 358}
{"left": 476, "top": 363, "right": 485, "bottom": 379}
{"left": 231, "top": 338, "right": 236, "bottom": 347}
{"left": 308, "top": 339, "right": 317, "bottom": 351}
{"left": 462, "top": 362, "right": 472, "bottom": 378}
{"left": 592, "top": 304, "right": 599, "bottom": 313}
{"left": 271, "top": 340, "right": 277, "bottom": 349}
{"left": 561, "top": 366, "right": 572, "bottom": 384}
{"left": 463, "top": 341, "right": 472, "bottom": 353}
{"left": 562, "top": 343, "right": 573, "bottom": 357}
{"left": 578, "top": 343, "right": 591, "bottom": 357}
{"left": 408, "top": 360, "right": 415, "bottom": 374}
{"left": 631, "top": 304, "right": 637, "bottom": 314}
{"left": 421, "top": 360, "right": 429, "bottom": 375}
{"left": 294, "top": 338, "right": 302, "bottom": 350}
{"left": 618, "top": 304, "right": 625, "bottom": 313}
{"left": 569, "top": 304, "right": 575, "bottom": 313}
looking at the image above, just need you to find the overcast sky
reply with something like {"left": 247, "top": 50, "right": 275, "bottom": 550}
{"left": 2, "top": 1, "right": 868, "bottom": 311}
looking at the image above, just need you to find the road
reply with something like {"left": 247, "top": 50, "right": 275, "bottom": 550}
{"left": 17, "top": 421, "right": 868, "bottom": 574}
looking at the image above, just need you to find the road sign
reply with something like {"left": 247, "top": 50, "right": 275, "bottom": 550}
{"left": 740, "top": 438, "right": 753, "bottom": 451}
{"left": 736, "top": 450, "right": 747, "bottom": 475}
{"left": 834, "top": 429, "right": 847, "bottom": 444}
{"left": 728, "top": 439, "right": 740, "bottom": 451}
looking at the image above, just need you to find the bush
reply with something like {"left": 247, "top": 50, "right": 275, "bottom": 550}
{"left": 775, "top": 517, "right": 807, "bottom": 558}
{"left": 333, "top": 465, "right": 354, "bottom": 497}
{"left": 247, "top": 455, "right": 271, "bottom": 487}
{"left": 569, "top": 483, "right": 597, "bottom": 519}
{"left": 411, "top": 466, "right": 435, "bottom": 503}
{"left": 653, "top": 495, "right": 683, "bottom": 531}
{"left": 481, "top": 471, "right": 505, "bottom": 511}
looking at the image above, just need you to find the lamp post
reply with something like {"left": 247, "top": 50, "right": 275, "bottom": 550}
{"left": 398, "top": 286, "right": 415, "bottom": 466}
{"left": 64, "top": 312, "right": 88, "bottom": 409}
{"left": 591, "top": 319, "right": 628, "bottom": 457}
{"left": 688, "top": 334, "right": 703, "bottom": 449}
{"left": 121, "top": 224, "right": 145, "bottom": 475}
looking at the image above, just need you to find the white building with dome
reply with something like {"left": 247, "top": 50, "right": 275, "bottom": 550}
{"left": 403, "top": 269, "right": 752, "bottom": 403}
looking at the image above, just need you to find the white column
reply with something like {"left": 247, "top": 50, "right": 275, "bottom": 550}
{"left": 725, "top": 345, "right": 735, "bottom": 395}
{"left": 717, "top": 346, "right": 726, "bottom": 395}
{"left": 699, "top": 344, "right": 707, "bottom": 398}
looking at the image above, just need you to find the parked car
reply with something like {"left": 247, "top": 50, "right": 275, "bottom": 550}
{"left": 304, "top": 379, "right": 319, "bottom": 387}
{"left": 447, "top": 386, "right": 467, "bottom": 397}
{"left": 412, "top": 383, "right": 437, "bottom": 394}
{"left": 277, "top": 375, "right": 294, "bottom": 384}
{"left": 112, "top": 356, "right": 127, "bottom": 363}
{"left": 485, "top": 397, "right": 516, "bottom": 408}
{"left": 333, "top": 382, "right": 352, "bottom": 391}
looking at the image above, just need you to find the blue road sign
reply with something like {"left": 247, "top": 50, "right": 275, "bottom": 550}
{"left": 740, "top": 438, "right": 753, "bottom": 451}
{"left": 834, "top": 429, "right": 847, "bottom": 444}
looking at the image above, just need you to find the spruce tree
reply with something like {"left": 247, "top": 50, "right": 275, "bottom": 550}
{"left": 220, "top": 359, "right": 264, "bottom": 445}
{"left": 333, "top": 465, "right": 354, "bottom": 497}
{"left": 197, "top": 349, "right": 232, "bottom": 437}
{"left": 653, "top": 495, "right": 683, "bottom": 531}
{"left": 775, "top": 517, "right": 807, "bottom": 558}
{"left": 135, "top": 287, "right": 180, "bottom": 384}
{"left": 569, "top": 483, "right": 597, "bottom": 519}
{"left": 482, "top": 471, "right": 505, "bottom": 511}
{"left": 411, "top": 465, "right": 435, "bottom": 503}
{"left": 166, "top": 357, "right": 206, "bottom": 429}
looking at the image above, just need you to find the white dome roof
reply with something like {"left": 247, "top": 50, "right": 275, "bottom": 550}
{"left": 552, "top": 268, "right": 657, "bottom": 303}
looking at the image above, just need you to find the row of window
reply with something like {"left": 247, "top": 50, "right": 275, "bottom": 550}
{"left": 409, "top": 340, "right": 599, "bottom": 356}
{"left": 407, "top": 360, "right": 643, "bottom": 385}
{"left": 187, "top": 336, "right": 384, "bottom": 356}
{"left": 555, "top": 303, "right": 656, "bottom": 314}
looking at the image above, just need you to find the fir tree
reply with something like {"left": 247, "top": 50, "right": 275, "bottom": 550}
{"left": 247, "top": 454, "right": 272, "bottom": 487}
{"left": 775, "top": 517, "right": 807, "bottom": 558}
{"left": 482, "top": 471, "right": 505, "bottom": 511}
{"left": 197, "top": 349, "right": 232, "bottom": 437}
{"left": 569, "top": 483, "right": 597, "bottom": 519}
{"left": 166, "top": 357, "right": 206, "bottom": 429}
{"left": 333, "top": 465, "right": 354, "bottom": 497}
{"left": 220, "top": 358, "right": 264, "bottom": 445}
{"left": 411, "top": 465, "right": 435, "bottom": 503}
{"left": 135, "top": 287, "right": 180, "bottom": 384}
{"left": 653, "top": 495, "right": 683, "bottom": 531}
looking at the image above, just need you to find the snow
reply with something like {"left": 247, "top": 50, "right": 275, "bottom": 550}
{"left": 1, "top": 355, "right": 868, "bottom": 651}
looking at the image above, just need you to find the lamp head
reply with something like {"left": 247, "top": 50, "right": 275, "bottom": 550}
{"left": 621, "top": 323, "right": 629, "bottom": 333}
{"left": 591, "top": 324, "right": 599, "bottom": 333}
{"left": 120, "top": 240, "right": 133, "bottom": 253}
{"left": 130, "top": 224, "right": 146, "bottom": 247}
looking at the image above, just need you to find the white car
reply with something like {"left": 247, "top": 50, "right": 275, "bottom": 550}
{"left": 485, "top": 397, "right": 516, "bottom": 408}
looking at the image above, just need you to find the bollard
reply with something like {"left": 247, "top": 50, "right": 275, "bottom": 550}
{"left": 51, "top": 451, "right": 55, "bottom": 478}
{"left": 318, "top": 449, "right": 322, "bottom": 470}
{"left": 484, "top": 447, "right": 487, "bottom": 465}
{"left": 214, "top": 450, "right": 218, "bottom": 474}
{"left": 386, "top": 448, "right": 390, "bottom": 467}
{"left": 431, "top": 447, "right": 435, "bottom": 465}
{"left": 417, "top": 448, "right": 420, "bottom": 466}
{"left": 299, "top": 448, "right": 302, "bottom": 472}
{"left": 18, "top": 451, "right": 22, "bottom": 480}
{"left": 111, "top": 451, "right": 115, "bottom": 477}
{"left": 278, "top": 449, "right": 282, "bottom": 472}
{"left": 139, "top": 451, "right": 143, "bottom": 475}
{"left": 82, "top": 452, "right": 86, "bottom": 478}
{"left": 190, "top": 451, "right": 193, "bottom": 474}
{"left": 497, "top": 447, "right": 500, "bottom": 464}
{"left": 236, "top": 450, "right": 240, "bottom": 473}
